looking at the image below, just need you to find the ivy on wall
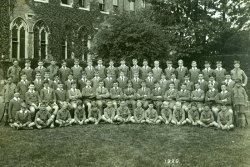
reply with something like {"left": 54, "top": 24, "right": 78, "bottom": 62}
{"left": 0, "top": 0, "right": 17, "bottom": 59}
{"left": 26, "top": 0, "right": 103, "bottom": 61}
{"left": 1, "top": 0, "right": 104, "bottom": 61}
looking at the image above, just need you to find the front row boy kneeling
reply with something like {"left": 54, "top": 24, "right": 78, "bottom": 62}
{"left": 11, "top": 99, "right": 235, "bottom": 130}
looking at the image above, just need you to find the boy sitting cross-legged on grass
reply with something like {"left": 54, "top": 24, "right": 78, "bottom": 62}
{"left": 158, "top": 101, "right": 172, "bottom": 125}
{"left": 131, "top": 101, "right": 145, "bottom": 124}
{"left": 55, "top": 102, "right": 74, "bottom": 127}
{"left": 199, "top": 104, "right": 218, "bottom": 128}
{"left": 12, "top": 102, "right": 35, "bottom": 130}
{"left": 171, "top": 102, "right": 186, "bottom": 126}
{"left": 101, "top": 101, "right": 116, "bottom": 124}
{"left": 217, "top": 105, "right": 234, "bottom": 130}
{"left": 114, "top": 101, "right": 132, "bottom": 123}
{"left": 145, "top": 102, "right": 160, "bottom": 124}
{"left": 86, "top": 101, "right": 102, "bottom": 125}
{"left": 73, "top": 101, "right": 87, "bottom": 125}
{"left": 35, "top": 102, "right": 56, "bottom": 129}
{"left": 186, "top": 102, "right": 200, "bottom": 126}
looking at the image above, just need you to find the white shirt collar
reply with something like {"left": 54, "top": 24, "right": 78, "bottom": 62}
{"left": 13, "top": 97, "right": 20, "bottom": 101}
{"left": 28, "top": 90, "right": 35, "bottom": 93}
{"left": 209, "top": 88, "right": 215, "bottom": 92}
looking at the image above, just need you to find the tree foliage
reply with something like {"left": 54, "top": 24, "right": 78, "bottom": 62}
{"left": 148, "top": 0, "right": 250, "bottom": 57}
{"left": 93, "top": 11, "right": 170, "bottom": 64}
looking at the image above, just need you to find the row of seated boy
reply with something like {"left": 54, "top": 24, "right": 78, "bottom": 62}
{"left": 10, "top": 100, "right": 234, "bottom": 131}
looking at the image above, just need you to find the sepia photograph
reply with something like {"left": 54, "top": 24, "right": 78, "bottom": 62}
{"left": 0, "top": 0, "right": 250, "bottom": 167}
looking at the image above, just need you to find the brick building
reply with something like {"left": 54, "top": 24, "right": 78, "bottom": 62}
{"left": 7, "top": 0, "right": 147, "bottom": 61}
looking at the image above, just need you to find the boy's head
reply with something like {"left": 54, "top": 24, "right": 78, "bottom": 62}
{"left": 62, "top": 102, "right": 68, "bottom": 109}
{"left": 107, "top": 101, "right": 112, "bottom": 107}
{"left": 204, "top": 61, "right": 210, "bottom": 68}
{"left": 87, "top": 61, "right": 93, "bottom": 66}
{"left": 120, "top": 59, "right": 125, "bottom": 65}
{"left": 68, "top": 73, "right": 73, "bottom": 80}
{"left": 86, "top": 80, "right": 91, "bottom": 86}
{"left": 163, "top": 101, "right": 169, "bottom": 108}
{"left": 134, "top": 72, "right": 139, "bottom": 78}
{"left": 14, "top": 91, "right": 20, "bottom": 98}
{"left": 161, "top": 74, "right": 166, "bottom": 80}
{"left": 154, "top": 60, "right": 159, "bottom": 67}
{"left": 109, "top": 60, "right": 114, "bottom": 66}
{"left": 71, "top": 81, "right": 77, "bottom": 88}
{"left": 74, "top": 59, "right": 79, "bottom": 65}
{"left": 97, "top": 58, "right": 103, "bottom": 65}
{"left": 148, "top": 102, "right": 154, "bottom": 109}
{"left": 235, "top": 79, "right": 242, "bottom": 87}
{"left": 40, "top": 103, "right": 46, "bottom": 111}
{"left": 54, "top": 75, "right": 59, "bottom": 81}
{"left": 77, "top": 101, "right": 83, "bottom": 109}
{"left": 44, "top": 72, "right": 50, "bottom": 79}
{"left": 51, "top": 60, "right": 56, "bottom": 66}
{"left": 191, "top": 61, "right": 197, "bottom": 67}
{"left": 21, "top": 102, "right": 27, "bottom": 110}
{"left": 221, "top": 84, "right": 227, "bottom": 91}
{"left": 171, "top": 73, "right": 176, "bottom": 79}
{"left": 198, "top": 73, "right": 204, "bottom": 80}
{"left": 21, "top": 74, "right": 27, "bottom": 80}
{"left": 204, "top": 104, "right": 210, "bottom": 111}
{"left": 132, "top": 59, "right": 137, "bottom": 65}
{"left": 143, "top": 59, "right": 148, "bottom": 66}
{"left": 190, "top": 102, "right": 197, "bottom": 111}
{"left": 38, "top": 61, "right": 43, "bottom": 66}
{"left": 216, "top": 61, "right": 222, "bottom": 68}
{"left": 43, "top": 80, "right": 49, "bottom": 88}
{"left": 148, "top": 72, "right": 153, "bottom": 77}
{"left": 119, "top": 71, "right": 125, "bottom": 77}
{"left": 94, "top": 71, "right": 99, "bottom": 77}
{"left": 99, "top": 81, "right": 104, "bottom": 87}
{"left": 166, "top": 60, "right": 172, "bottom": 67}
{"left": 221, "top": 105, "right": 227, "bottom": 112}
{"left": 234, "top": 61, "right": 240, "bottom": 68}
{"left": 184, "top": 75, "right": 190, "bottom": 81}
{"left": 169, "top": 83, "right": 174, "bottom": 89}
{"left": 62, "top": 60, "right": 67, "bottom": 67}
{"left": 107, "top": 72, "right": 112, "bottom": 78}
{"left": 7, "top": 77, "right": 12, "bottom": 84}
{"left": 81, "top": 72, "right": 86, "bottom": 78}
{"left": 208, "top": 83, "right": 213, "bottom": 90}
{"left": 35, "top": 72, "right": 41, "bottom": 79}
{"left": 225, "top": 73, "right": 231, "bottom": 80}
{"left": 136, "top": 101, "right": 142, "bottom": 107}
{"left": 141, "top": 81, "right": 146, "bottom": 87}
{"left": 155, "top": 82, "right": 160, "bottom": 89}
{"left": 181, "top": 83, "right": 186, "bottom": 90}
{"left": 209, "top": 75, "right": 215, "bottom": 82}
{"left": 127, "top": 81, "right": 132, "bottom": 88}
{"left": 120, "top": 101, "right": 126, "bottom": 107}
{"left": 13, "top": 60, "right": 19, "bottom": 66}
{"left": 113, "top": 82, "right": 118, "bottom": 88}
{"left": 175, "top": 102, "right": 182, "bottom": 109}
{"left": 178, "top": 59, "right": 183, "bottom": 66}
{"left": 25, "top": 60, "right": 31, "bottom": 67}
{"left": 29, "top": 84, "right": 35, "bottom": 90}
{"left": 58, "top": 82, "right": 64, "bottom": 89}
{"left": 194, "top": 83, "right": 200, "bottom": 89}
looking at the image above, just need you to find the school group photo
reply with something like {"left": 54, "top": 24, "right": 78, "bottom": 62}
{"left": 2, "top": 58, "right": 248, "bottom": 131}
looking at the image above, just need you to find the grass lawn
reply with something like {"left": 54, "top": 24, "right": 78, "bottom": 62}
{"left": 1, "top": 103, "right": 250, "bottom": 167}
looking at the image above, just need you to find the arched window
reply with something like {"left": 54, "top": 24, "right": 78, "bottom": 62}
{"left": 33, "top": 20, "right": 49, "bottom": 59}
{"left": 10, "top": 18, "right": 28, "bottom": 59}
{"left": 78, "top": 26, "right": 91, "bottom": 61}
